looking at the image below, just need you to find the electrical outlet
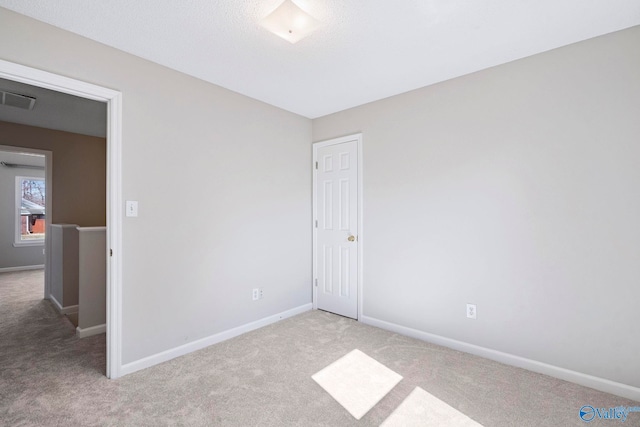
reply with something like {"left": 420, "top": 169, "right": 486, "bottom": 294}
{"left": 466, "top": 303, "right": 477, "bottom": 319}
{"left": 252, "top": 288, "right": 259, "bottom": 301}
{"left": 258, "top": 288, "right": 264, "bottom": 299}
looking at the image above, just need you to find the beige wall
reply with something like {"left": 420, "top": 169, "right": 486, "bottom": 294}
{"left": 0, "top": 121, "right": 106, "bottom": 226}
{"left": 0, "top": 8, "right": 312, "bottom": 365}
{"left": 314, "top": 26, "right": 640, "bottom": 388}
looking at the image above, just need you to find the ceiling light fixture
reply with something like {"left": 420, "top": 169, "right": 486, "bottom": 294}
{"left": 260, "top": 0, "right": 321, "bottom": 44}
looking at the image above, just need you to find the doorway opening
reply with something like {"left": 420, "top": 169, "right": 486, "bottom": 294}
{"left": 0, "top": 59, "right": 123, "bottom": 379}
{"left": 0, "top": 146, "right": 50, "bottom": 301}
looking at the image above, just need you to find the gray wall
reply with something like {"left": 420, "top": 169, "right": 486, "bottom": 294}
{"left": 0, "top": 8, "right": 312, "bottom": 364}
{"left": 49, "top": 224, "right": 79, "bottom": 308}
{"left": 313, "top": 26, "right": 640, "bottom": 388}
{"left": 0, "top": 150, "right": 45, "bottom": 269}
{"left": 78, "top": 227, "right": 106, "bottom": 330}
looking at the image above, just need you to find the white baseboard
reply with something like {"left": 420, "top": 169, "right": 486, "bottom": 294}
{"left": 49, "top": 294, "right": 79, "bottom": 315}
{"left": 76, "top": 324, "right": 106, "bottom": 338}
{"left": 0, "top": 264, "right": 44, "bottom": 273}
{"left": 120, "top": 303, "right": 313, "bottom": 377}
{"left": 361, "top": 315, "right": 640, "bottom": 402}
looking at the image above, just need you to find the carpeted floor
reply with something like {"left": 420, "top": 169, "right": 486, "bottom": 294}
{"left": 1, "top": 270, "right": 638, "bottom": 426}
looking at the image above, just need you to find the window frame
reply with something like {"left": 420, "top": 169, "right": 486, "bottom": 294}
{"left": 14, "top": 175, "right": 46, "bottom": 247}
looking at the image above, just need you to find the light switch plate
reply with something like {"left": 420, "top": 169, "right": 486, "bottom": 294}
{"left": 126, "top": 200, "right": 138, "bottom": 217}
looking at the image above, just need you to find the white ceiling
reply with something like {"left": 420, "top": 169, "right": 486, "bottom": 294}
{"left": 0, "top": 1, "right": 639, "bottom": 119}
{"left": 0, "top": 78, "right": 106, "bottom": 137}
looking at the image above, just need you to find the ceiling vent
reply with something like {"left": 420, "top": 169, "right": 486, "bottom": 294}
{"left": 1, "top": 90, "right": 36, "bottom": 110}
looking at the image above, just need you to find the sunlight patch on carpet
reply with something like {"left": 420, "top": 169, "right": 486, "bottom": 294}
{"left": 312, "top": 349, "right": 403, "bottom": 420}
{"left": 381, "top": 386, "right": 483, "bottom": 426}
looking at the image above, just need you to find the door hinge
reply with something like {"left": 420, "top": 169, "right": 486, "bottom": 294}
{"left": 315, "top": 161, "right": 318, "bottom": 170}
{"left": 315, "top": 220, "right": 318, "bottom": 228}
{"left": 314, "top": 278, "right": 318, "bottom": 287}
{"left": 110, "top": 249, "right": 113, "bottom": 257}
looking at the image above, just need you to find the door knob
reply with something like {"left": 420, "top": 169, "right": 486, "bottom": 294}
{"left": 348, "top": 235, "right": 356, "bottom": 242}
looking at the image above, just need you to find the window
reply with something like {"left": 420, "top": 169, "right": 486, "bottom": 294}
{"left": 15, "top": 176, "right": 46, "bottom": 246}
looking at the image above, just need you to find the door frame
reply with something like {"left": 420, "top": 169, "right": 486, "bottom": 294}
{"left": 0, "top": 59, "right": 123, "bottom": 379}
{"left": 0, "top": 144, "right": 52, "bottom": 283}
{"left": 312, "top": 133, "right": 363, "bottom": 320}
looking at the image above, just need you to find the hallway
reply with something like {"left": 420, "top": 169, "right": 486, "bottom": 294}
{"left": 0, "top": 270, "right": 105, "bottom": 423}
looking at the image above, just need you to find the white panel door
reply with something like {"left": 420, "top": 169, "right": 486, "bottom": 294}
{"left": 315, "top": 140, "right": 358, "bottom": 319}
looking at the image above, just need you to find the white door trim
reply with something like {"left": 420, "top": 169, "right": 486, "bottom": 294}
{"left": 312, "top": 133, "right": 363, "bottom": 320}
{"left": 0, "top": 59, "right": 123, "bottom": 379}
